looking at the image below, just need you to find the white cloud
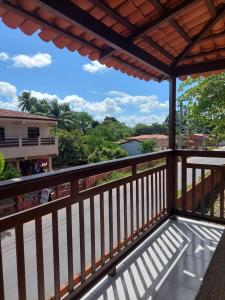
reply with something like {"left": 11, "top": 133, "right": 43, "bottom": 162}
{"left": 0, "top": 81, "right": 18, "bottom": 110}
{"left": 82, "top": 61, "right": 107, "bottom": 73}
{"left": 118, "top": 114, "right": 167, "bottom": 127}
{"left": 30, "top": 91, "right": 58, "bottom": 101}
{"left": 12, "top": 53, "right": 52, "bottom": 68}
{"left": 0, "top": 52, "right": 9, "bottom": 61}
{"left": 0, "top": 81, "right": 17, "bottom": 99}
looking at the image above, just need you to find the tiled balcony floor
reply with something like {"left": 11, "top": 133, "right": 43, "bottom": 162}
{"left": 82, "top": 218, "right": 224, "bottom": 300}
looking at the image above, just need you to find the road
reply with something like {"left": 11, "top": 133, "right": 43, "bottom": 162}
{"left": 1, "top": 147, "right": 225, "bottom": 299}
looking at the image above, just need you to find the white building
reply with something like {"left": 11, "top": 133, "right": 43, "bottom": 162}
{"left": 0, "top": 109, "right": 58, "bottom": 175}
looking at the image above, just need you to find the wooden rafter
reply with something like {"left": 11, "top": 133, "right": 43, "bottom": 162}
{"left": 176, "top": 59, "right": 225, "bottom": 76}
{"left": 149, "top": 0, "right": 191, "bottom": 44}
{"left": 88, "top": 0, "right": 174, "bottom": 61}
{"left": 130, "top": 0, "right": 196, "bottom": 40}
{"left": 205, "top": 0, "right": 217, "bottom": 17}
{"left": 175, "top": 5, "right": 225, "bottom": 65}
{"left": 34, "top": 0, "right": 171, "bottom": 76}
{"left": 0, "top": 1, "right": 159, "bottom": 81}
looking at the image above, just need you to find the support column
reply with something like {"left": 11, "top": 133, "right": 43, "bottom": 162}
{"left": 15, "top": 160, "right": 20, "bottom": 171}
{"left": 168, "top": 74, "right": 177, "bottom": 216}
{"left": 48, "top": 156, "right": 53, "bottom": 171}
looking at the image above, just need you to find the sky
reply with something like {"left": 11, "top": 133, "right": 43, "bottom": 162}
{"left": 0, "top": 21, "right": 170, "bottom": 126}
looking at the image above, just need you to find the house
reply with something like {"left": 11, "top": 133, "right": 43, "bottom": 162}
{"left": 0, "top": 109, "right": 58, "bottom": 175}
{"left": 119, "top": 134, "right": 168, "bottom": 156}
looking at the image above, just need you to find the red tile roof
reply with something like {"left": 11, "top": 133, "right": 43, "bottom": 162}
{"left": 0, "top": 1, "right": 225, "bottom": 81}
{"left": 0, "top": 109, "right": 57, "bottom": 122}
{"left": 126, "top": 134, "right": 168, "bottom": 141}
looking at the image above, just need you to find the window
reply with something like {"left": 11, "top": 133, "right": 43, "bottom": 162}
{"left": 0, "top": 128, "right": 5, "bottom": 140}
{"left": 28, "top": 127, "right": 40, "bottom": 139}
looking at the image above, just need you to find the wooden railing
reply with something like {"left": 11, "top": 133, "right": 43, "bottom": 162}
{"left": 22, "top": 138, "right": 39, "bottom": 146}
{"left": 0, "top": 137, "right": 56, "bottom": 148}
{"left": 0, "top": 150, "right": 172, "bottom": 300}
{"left": 41, "top": 137, "right": 56, "bottom": 145}
{"left": 176, "top": 150, "right": 225, "bottom": 223}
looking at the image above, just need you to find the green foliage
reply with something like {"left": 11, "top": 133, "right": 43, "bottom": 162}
{"left": 96, "top": 170, "right": 131, "bottom": 185}
{"left": 88, "top": 146, "right": 128, "bottom": 163}
{"left": 134, "top": 122, "right": 168, "bottom": 135}
{"left": 18, "top": 91, "right": 38, "bottom": 112}
{"left": 140, "top": 139, "right": 157, "bottom": 154}
{"left": 0, "top": 164, "right": 20, "bottom": 181}
{"left": 178, "top": 73, "right": 225, "bottom": 142}
{"left": 0, "top": 152, "right": 5, "bottom": 175}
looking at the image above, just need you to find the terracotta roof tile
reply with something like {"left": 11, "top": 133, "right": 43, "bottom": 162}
{"left": 0, "top": 109, "right": 57, "bottom": 122}
{"left": 0, "top": 0, "right": 225, "bottom": 81}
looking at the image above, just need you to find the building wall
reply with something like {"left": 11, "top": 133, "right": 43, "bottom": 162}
{"left": 120, "top": 140, "right": 142, "bottom": 156}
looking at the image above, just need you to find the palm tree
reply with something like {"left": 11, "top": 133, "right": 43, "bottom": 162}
{"left": 18, "top": 91, "right": 36, "bottom": 112}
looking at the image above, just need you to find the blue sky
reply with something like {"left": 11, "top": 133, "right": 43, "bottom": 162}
{"left": 0, "top": 21, "right": 170, "bottom": 126}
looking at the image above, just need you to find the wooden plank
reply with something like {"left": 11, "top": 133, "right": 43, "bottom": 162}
{"left": 176, "top": 149, "right": 225, "bottom": 158}
{"left": 0, "top": 238, "right": 5, "bottom": 300}
{"left": 109, "top": 189, "right": 113, "bottom": 258}
{"left": 192, "top": 168, "right": 196, "bottom": 213}
{"left": 116, "top": 188, "right": 121, "bottom": 252}
{"left": 15, "top": 225, "right": 26, "bottom": 300}
{"left": 66, "top": 205, "right": 73, "bottom": 291}
{"left": 151, "top": 174, "right": 154, "bottom": 220}
{"left": 90, "top": 196, "right": 96, "bottom": 273}
{"left": 210, "top": 170, "right": 215, "bottom": 217}
{"left": 100, "top": 193, "right": 105, "bottom": 264}
{"left": 52, "top": 211, "right": 60, "bottom": 300}
{"left": 181, "top": 156, "right": 187, "bottom": 211}
{"left": 201, "top": 169, "right": 205, "bottom": 215}
{"left": 159, "top": 171, "right": 162, "bottom": 215}
{"left": 141, "top": 177, "right": 145, "bottom": 229}
{"left": 136, "top": 179, "right": 139, "bottom": 235}
{"left": 130, "top": 181, "right": 134, "bottom": 241}
{"left": 35, "top": 218, "right": 45, "bottom": 300}
{"left": 124, "top": 184, "right": 128, "bottom": 245}
{"left": 79, "top": 199, "right": 85, "bottom": 283}
{"left": 155, "top": 172, "right": 158, "bottom": 217}
{"left": 146, "top": 175, "right": 150, "bottom": 226}
{"left": 220, "top": 171, "right": 225, "bottom": 219}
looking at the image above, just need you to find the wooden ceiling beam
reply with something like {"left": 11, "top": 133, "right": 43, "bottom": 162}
{"left": 176, "top": 59, "right": 225, "bottom": 76}
{"left": 175, "top": 5, "right": 225, "bottom": 65}
{"left": 34, "top": 0, "right": 171, "bottom": 76}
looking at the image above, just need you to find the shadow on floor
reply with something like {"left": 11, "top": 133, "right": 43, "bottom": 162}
{"left": 83, "top": 218, "right": 224, "bottom": 300}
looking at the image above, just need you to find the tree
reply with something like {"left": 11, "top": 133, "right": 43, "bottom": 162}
{"left": 18, "top": 91, "right": 37, "bottom": 112}
{"left": 140, "top": 139, "right": 157, "bottom": 154}
{"left": 0, "top": 164, "right": 20, "bottom": 181}
{"left": 178, "top": 73, "right": 225, "bottom": 145}
{"left": 0, "top": 152, "right": 5, "bottom": 175}
{"left": 88, "top": 146, "right": 128, "bottom": 163}
{"left": 134, "top": 123, "right": 167, "bottom": 135}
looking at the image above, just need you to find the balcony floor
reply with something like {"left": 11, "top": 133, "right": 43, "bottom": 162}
{"left": 82, "top": 218, "right": 224, "bottom": 300}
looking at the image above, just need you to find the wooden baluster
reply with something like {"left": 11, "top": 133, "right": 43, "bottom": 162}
{"left": 155, "top": 172, "right": 158, "bottom": 218}
{"left": 0, "top": 238, "right": 4, "bottom": 300}
{"left": 141, "top": 177, "right": 145, "bottom": 230}
{"left": 201, "top": 169, "right": 205, "bottom": 215}
{"left": 90, "top": 196, "right": 96, "bottom": 273}
{"left": 100, "top": 192, "right": 105, "bottom": 263}
{"left": 136, "top": 179, "right": 139, "bottom": 235}
{"left": 181, "top": 156, "right": 187, "bottom": 211}
{"left": 52, "top": 211, "right": 60, "bottom": 300}
{"left": 159, "top": 171, "right": 162, "bottom": 216}
{"left": 210, "top": 170, "right": 215, "bottom": 217}
{"left": 163, "top": 168, "right": 166, "bottom": 212}
{"left": 220, "top": 170, "right": 225, "bottom": 219}
{"left": 116, "top": 188, "right": 121, "bottom": 252}
{"left": 15, "top": 225, "right": 26, "bottom": 300}
{"left": 151, "top": 173, "right": 154, "bottom": 220}
{"left": 109, "top": 189, "right": 113, "bottom": 258}
{"left": 130, "top": 181, "right": 134, "bottom": 241}
{"left": 79, "top": 198, "right": 85, "bottom": 283}
{"left": 35, "top": 218, "right": 45, "bottom": 300}
{"left": 192, "top": 168, "right": 196, "bottom": 213}
{"left": 124, "top": 184, "right": 128, "bottom": 245}
{"left": 146, "top": 175, "right": 150, "bottom": 227}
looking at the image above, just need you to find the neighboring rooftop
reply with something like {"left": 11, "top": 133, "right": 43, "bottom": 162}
{"left": 0, "top": 109, "right": 57, "bottom": 122}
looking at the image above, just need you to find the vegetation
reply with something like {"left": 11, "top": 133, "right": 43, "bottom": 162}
{"left": 178, "top": 74, "right": 225, "bottom": 145}
{"left": 140, "top": 139, "right": 157, "bottom": 154}
{"left": 134, "top": 122, "right": 168, "bottom": 135}
{"left": 96, "top": 170, "right": 131, "bottom": 185}
{"left": 0, "top": 154, "right": 20, "bottom": 181}
{"left": 0, "top": 152, "right": 5, "bottom": 175}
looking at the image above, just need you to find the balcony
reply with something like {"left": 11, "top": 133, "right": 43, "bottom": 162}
{"left": 0, "top": 137, "right": 58, "bottom": 160}
{"left": 0, "top": 149, "right": 224, "bottom": 300}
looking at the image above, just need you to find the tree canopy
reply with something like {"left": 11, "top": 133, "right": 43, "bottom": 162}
{"left": 140, "top": 139, "right": 157, "bottom": 154}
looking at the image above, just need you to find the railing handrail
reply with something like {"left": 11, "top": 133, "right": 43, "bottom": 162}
{"left": 0, "top": 150, "right": 172, "bottom": 200}
{"left": 176, "top": 149, "right": 225, "bottom": 158}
